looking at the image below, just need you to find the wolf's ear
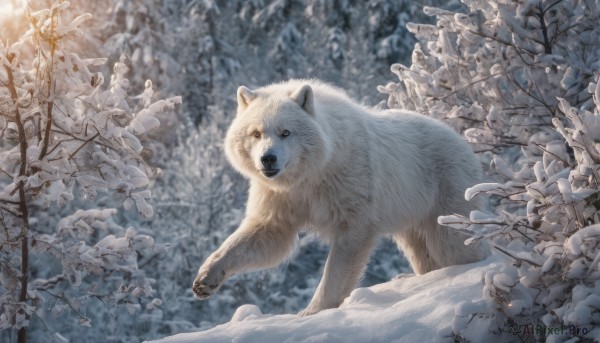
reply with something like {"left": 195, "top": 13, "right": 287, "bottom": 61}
{"left": 237, "top": 86, "right": 257, "bottom": 110}
{"left": 290, "top": 84, "right": 314, "bottom": 115}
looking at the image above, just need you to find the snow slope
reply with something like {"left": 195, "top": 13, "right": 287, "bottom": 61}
{"left": 150, "top": 255, "right": 504, "bottom": 343}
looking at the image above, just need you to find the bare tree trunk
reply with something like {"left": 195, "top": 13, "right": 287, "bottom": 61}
{"left": 5, "top": 54, "right": 30, "bottom": 343}
{"left": 38, "top": 11, "right": 57, "bottom": 161}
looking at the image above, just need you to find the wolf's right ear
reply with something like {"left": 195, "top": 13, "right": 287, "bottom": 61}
{"left": 237, "top": 86, "right": 257, "bottom": 110}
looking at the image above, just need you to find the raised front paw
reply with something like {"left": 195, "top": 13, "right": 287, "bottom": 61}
{"left": 192, "top": 265, "right": 226, "bottom": 299}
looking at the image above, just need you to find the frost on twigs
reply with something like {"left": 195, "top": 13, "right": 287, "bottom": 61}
{"left": 0, "top": 0, "right": 178, "bottom": 338}
{"left": 382, "top": 0, "right": 600, "bottom": 341}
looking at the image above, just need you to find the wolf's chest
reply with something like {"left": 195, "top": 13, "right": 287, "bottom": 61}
{"left": 295, "top": 183, "right": 368, "bottom": 236}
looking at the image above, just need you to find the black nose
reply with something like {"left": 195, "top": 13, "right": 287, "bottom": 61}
{"left": 261, "top": 154, "right": 277, "bottom": 168}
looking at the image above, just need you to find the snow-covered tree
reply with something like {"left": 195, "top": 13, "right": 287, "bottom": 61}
{"left": 0, "top": 2, "right": 180, "bottom": 341}
{"left": 96, "top": 0, "right": 450, "bottom": 126}
{"left": 380, "top": 0, "right": 600, "bottom": 340}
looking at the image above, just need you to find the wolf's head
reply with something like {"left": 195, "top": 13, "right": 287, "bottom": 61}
{"left": 224, "top": 83, "right": 332, "bottom": 191}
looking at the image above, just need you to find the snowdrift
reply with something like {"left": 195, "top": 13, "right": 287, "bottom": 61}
{"left": 150, "top": 255, "right": 503, "bottom": 343}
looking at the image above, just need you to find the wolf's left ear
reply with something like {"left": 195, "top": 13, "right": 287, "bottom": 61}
{"left": 237, "top": 86, "right": 257, "bottom": 110}
{"left": 290, "top": 84, "right": 314, "bottom": 115}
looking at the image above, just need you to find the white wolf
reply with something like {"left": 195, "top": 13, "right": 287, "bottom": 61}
{"left": 193, "top": 79, "right": 484, "bottom": 315}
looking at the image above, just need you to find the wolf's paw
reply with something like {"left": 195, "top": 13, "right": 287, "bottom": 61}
{"left": 298, "top": 303, "right": 326, "bottom": 316}
{"left": 298, "top": 308, "right": 318, "bottom": 317}
{"left": 192, "top": 265, "right": 225, "bottom": 299}
{"left": 299, "top": 296, "right": 342, "bottom": 316}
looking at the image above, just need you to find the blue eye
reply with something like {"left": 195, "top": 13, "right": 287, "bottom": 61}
{"left": 282, "top": 130, "right": 290, "bottom": 137}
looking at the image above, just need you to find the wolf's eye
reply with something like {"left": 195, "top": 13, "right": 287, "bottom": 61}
{"left": 252, "top": 130, "right": 261, "bottom": 139}
{"left": 281, "top": 130, "right": 290, "bottom": 137}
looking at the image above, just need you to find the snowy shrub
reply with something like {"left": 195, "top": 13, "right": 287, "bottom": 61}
{"left": 442, "top": 89, "right": 600, "bottom": 341}
{"left": 0, "top": 2, "right": 180, "bottom": 341}
{"left": 380, "top": 0, "right": 600, "bottom": 341}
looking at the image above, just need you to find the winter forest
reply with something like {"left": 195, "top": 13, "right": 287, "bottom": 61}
{"left": 1, "top": 0, "right": 599, "bottom": 342}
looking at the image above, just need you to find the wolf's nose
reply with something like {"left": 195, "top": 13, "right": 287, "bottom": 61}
{"left": 261, "top": 154, "right": 277, "bottom": 168}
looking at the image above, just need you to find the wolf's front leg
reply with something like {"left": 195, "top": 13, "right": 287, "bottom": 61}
{"left": 300, "top": 229, "right": 376, "bottom": 316}
{"left": 192, "top": 216, "right": 297, "bottom": 298}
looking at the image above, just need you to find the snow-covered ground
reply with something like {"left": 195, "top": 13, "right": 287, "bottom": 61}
{"left": 150, "top": 254, "right": 504, "bottom": 343}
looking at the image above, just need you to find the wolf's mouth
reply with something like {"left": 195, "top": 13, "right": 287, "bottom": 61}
{"left": 262, "top": 169, "right": 280, "bottom": 178}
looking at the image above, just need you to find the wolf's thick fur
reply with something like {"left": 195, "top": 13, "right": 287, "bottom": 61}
{"left": 193, "top": 80, "right": 484, "bottom": 315}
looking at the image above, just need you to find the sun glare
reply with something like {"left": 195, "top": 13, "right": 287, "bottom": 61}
{"left": 0, "top": 0, "right": 24, "bottom": 19}
{"left": 0, "top": 0, "right": 26, "bottom": 40}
